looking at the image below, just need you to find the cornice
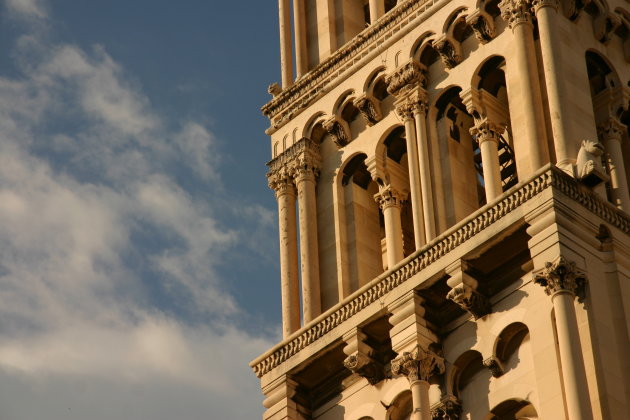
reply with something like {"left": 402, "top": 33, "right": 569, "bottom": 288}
{"left": 261, "top": 0, "right": 442, "bottom": 131}
{"left": 250, "top": 165, "right": 630, "bottom": 378}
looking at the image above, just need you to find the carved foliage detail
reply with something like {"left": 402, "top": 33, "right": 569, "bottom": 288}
{"left": 499, "top": 0, "right": 533, "bottom": 28}
{"left": 447, "top": 284, "right": 491, "bottom": 319}
{"left": 374, "top": 185, "right": 407, "bottom": 210}
{"left": 433, "top": 38, "right": 461, "bottom": 69}
{"left": 385, "top": 61, "right": 426, "bottom": 96}
{"left": 391, "top": 346, "right": 445, "bottom": 383}
{"left": 323, "top": 117, "right": 350, "bottom": 148}
{"left": 353, "top": 95, "right": 382, "bottom": 126}
{"left": 343, "top": 352, "right": 383, "bottom": 385}
{"left": 533, "top": 257, "right": 587, "bottom": 297}
{"left": 466, "top": 10, "right": 496, "bottom": 44}
{"left": 267, "top": 137, "right": 321, "bottom": 192}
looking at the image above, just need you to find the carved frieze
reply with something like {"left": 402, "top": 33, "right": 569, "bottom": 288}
{"left": 322, "top": 116, "right": 350, "bottom": 148}
{"left": 391, "top": 346, "right": 445, "bottom": 383}
{"left": 466, "top": 9, "right": 495, "bottom": 44}
{"left": 483, "top": 355, "right": 505, "bottom": 377}
{"left": 533, "top": 257, "right": 587, "bottom": 297}
{"left": 499, "top": 0, "right": 534, "bottom": 28}
{"left": 431, "top": 396, "right": 462, "bottom": 420}
{"left": 353, "top": 94, "right": 382, "bottom": 126}
{"left": 385, "top": 61, "right": 426, "bottom": 96}
{"left": 267, "top": 137, "right": 321, "bottom": 191}
{"left": 447, "top": 283, "right": 491, "bottom": 319}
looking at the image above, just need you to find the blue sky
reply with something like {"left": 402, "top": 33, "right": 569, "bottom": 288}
{"left": 0, "top": 0, "right": 282, "bottom": 418}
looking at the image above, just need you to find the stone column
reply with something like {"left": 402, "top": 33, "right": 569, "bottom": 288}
{"left": 375, "top": 185, "right": 406, "bottom": 269}
{"left": 499, "top": 0, "right": 548, "bottom": 174}
{"left": 534, "top": 257, "right": 593, "bottom": 420}
{"left": 369, "top": 0, "right": 385, "bottom": 23}
{"left": 293, "top": 162, "right": 321, "bottom": 323}
{"left": 269, "top": 172, "right": 301, "bottom": 338}
{"left": 293, "top": 0, "right": 308, "bottom": 77}
{"left": 278, "top": 0, "right": 293, "bottom": 87}
{"left": 392, "top": 347, "right": 445, "bottom": 420}
{"left": 395, "top": 98, "right": 425, "bottom": 250}
{"left": 532, "top": 0, "right": 573, "bottom": 169}
{"left": 412, "top": 98, "right": 437, "bottom": 241}
{"left": 471, "top": 119, "right": 503, "bottom": 201}
{"left": 599, "top": 118, "right": 630, "bottom": 211}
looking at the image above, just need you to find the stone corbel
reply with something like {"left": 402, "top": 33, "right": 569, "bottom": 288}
{"left": 483, "top": 355, "right": 505, "bottom": 377}
{"left": 466, "top": 9, "right": 495, "bottom": 44}
{"left": 322, "top": 116, "right": 350, "bottom": 148}
{"left": 353, "top": 94, "right": 382, "bottom": 126}
{"left": 385, "top": 60, "right": 426, "bottom": 96}
{"left": 593, "top": 12, "right": 621, "bottom": 44}
{"left": 342, "top": 330, "right": 384, "bottom": 385}
{"left": 431, "top": 395, "right": 462, "bottom": 420}
{"left": 446, "top": 261, "right": 491, "bottom": 319}
{"left": 533, "top": 256, "right": 587, "bottom": 297}
{"left": 562, "top": 0, "right": 590, "bottom": 20}
{"left": 432, "top": 35, "right": 462, "bottom": 69}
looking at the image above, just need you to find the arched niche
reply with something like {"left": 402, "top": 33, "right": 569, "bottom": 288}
{"left": 493, "top": 322, "right": 530, "bottom": 374}
{"left": 484, "top": 399, "right": 538, "bottom": 420}
{"left": 386, "top": 390, "right": 413, "bottom": 420}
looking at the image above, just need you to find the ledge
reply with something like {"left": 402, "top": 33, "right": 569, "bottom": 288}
{"left": 250, "top": 165, "right": 630, "bottom": 378}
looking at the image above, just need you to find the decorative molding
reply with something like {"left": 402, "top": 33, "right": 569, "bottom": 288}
{"left": 466, "top": 9, "right": 495, "bottom": 44}
{"left": 499, "top": 0, "right": 534, "bottom": 28}
{"left": 262, "top": 0, "right": 439, "bottom": 129}
{"left": 533, "top": 256, "right": 587, "bottom": 297}
{"left": 483, "top": 356, "right": 505, "bottom": 377}
{"left": 391, "top": 346, "right": 445, "bottom": 383}
{"left": 267, "top": 138, "right": 321, "bottom": 191}
{"left": 353, "top": 94, "right": 382, "bottom": 126}
{"left": 447, "top": 283, "right": 491, "bottom": 319}
{"left": 323, "top": 116, "right": 350, "bottom": 148}
{"left": 431, "top": 395, "right": 462, "bottom": 420}
{"left": 251, "top": 167, "right": 630, "bottom": 378}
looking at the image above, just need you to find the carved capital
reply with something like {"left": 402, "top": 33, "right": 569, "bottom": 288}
{"left": 598, "top": 117, "right": 627, "bottom": 143}
{"left": 395, "top": 88, "right": 428, "bottom": 121}
{"left": 533, "top": 257, "right": 587, "bottom": 297}
{"left": 469, "top": 118, "right": 504, "bottom": 145}
{"left": 353, "top": 94, "right": 382, "bottom": 126}
{"left": 343, "top": 352, "right": 383, "bottom": 385}
{"left": 267, "top": 171, "right": 296, "bottom": 198}
{"left": 391, "top": 346, "right": 445, "bottom": 384}
{"left": 374, "top": 185, "right": 407, "bottom": 210}
{"left": 447, "top": 283, "right": 491, "bottom": 319}
{"left": 466, "top": 10, "right": 495, "bottom": 44}
{"left": 483, "top": 356, "right": 505, "bottom": 377}
{"left": 532, "top": 0, "right": 559, "bottom": 12}
{"left": 385, "top": 61, "right": 426, "bottom": 96}
{"left": 433, "top": 37, "right": 461, "bottom": 69}
{"left": 499, "top": 0, "right": 534, "bottom": 28}
{"left": 322, "top": 116, "right": 350, "bottom": 148}
{"left": 431, "top": 396, "right": 462, "bottom": 420}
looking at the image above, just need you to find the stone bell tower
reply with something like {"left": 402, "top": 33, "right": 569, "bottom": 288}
{"left": 252, "top": 0, "right": 630, "bottom": 419}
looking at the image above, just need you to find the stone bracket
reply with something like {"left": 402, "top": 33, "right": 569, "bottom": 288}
{"left": 483, "top": 355, "right": 505, "bottom": 377}
{"left": 353, "top": 94, "right": 382, "bottom": 126}
{"left": 430, "top": 395, "right": 462, "bottom": 420}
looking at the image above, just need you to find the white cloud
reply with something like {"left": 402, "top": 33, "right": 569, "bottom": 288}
{"left": 5, "top": 0, "right": 47, "bottom": 19}
{"left": 0, "top": 6, "right": 274, "bottom": 419}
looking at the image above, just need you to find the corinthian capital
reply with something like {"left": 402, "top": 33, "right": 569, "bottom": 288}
{"left": 533, "top": 257, "right": 587, "bottom": 297}
{"left": 391, "top": 346, "right": 445, "bottom": 384}
{"left": 374, "top": 185, "right": 407, "bottom": 210}
{"left": 469, "top": 118, "right": 504, "bottom": 145}
{"left": 385, "top": 61, "right": 426, "bottom": 96}
{"left": 598, "top": 117, "right": 627, "bottom": 142}
{"left": 394, "top": 87, "right": 428, "bottom": 121}
{"left": 267, "top": 170, "right": 295, "bottom": 197}
{"left": 499, "top": 0, "right": 534, "bottom": 28}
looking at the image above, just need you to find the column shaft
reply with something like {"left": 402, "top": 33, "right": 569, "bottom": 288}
{"left": 510, "top": 22, "right": 547, "bottom": 172}
{"left": 383, "top": 204, "right": 404, "bottom": 268}
{"left": 603, "top": 136, "right": 630, "bottom": 211}
{"left": 276, "top": 187, "right": 301, "bottom": 337}
{"left": 369, "top": 0, "right": 384, "bottom": 23}
{"left": 553, "top": 292, "right": 593, "bottom": 420}
{"left": 293, "top": 0, "right": 308, "bottom": 77}
{"left": 403, "top": 115, "right": 425, "bottom": 250}
{"left": 479, "top": 138, "right": 503, "bottom": 201}
{"left": 296, "top": 172, "right": 321, "bottom": 322}
{"left": 413, "top": 108, "right": 436, "bottom": 241}
{"left": 278, "top": 0, "right": 294, "bottom": 87}
{"left": 410, "top": 380, "right": 431, "bottom": 420}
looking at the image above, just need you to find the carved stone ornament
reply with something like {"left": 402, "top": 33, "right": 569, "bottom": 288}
{"left": 531, "top": 0, "right": 559, "bottom": 13}
{"left": 466, "top": 10, "right": 495, "bottom": 44}
{"left": 499, "top": 0, "right": 534, "bottom": 29}
{"left": 395, "top": 92, "right": 429, "bottom": 121}
{"left": 267, "top": 137, "right": 321, "bottom": 191}
{"left": 533, "top": 257, "right": 587, "bottom": 297}
{"left": 391, "top": 346, "right": 445, "bottom": 384}
{"left": 343, "top": 352, "right": 384, "bottom": 385}
{"left": 469, "top": 119, "right": 504, "bottom": 145}
{"left": 353, "top": 95, "right": 382, "bottom": 126}
{"left": 433, "top": 38, "right": 461, "bottom": 69}
{"left": 374, "top": 185, "right": 407, "bottom": 210}
{"left": 268, "top": 82, "right": 282, "bottom": 97}
{"left": 385, "top": 61, "right": 426, "bottom": 96}
{"left": 483, "top": 355, "right": 505, "bottom": 377}
{"left": 598, "top": 118, "right": 627, "bottom": 142}
{"left": 267, "top": 171, "right": 295, "bottom": 197}
{"left": 322, "top": 116, "right": 350, "bottom": 148}
{"left": 431, "top": 396, "right": 462, "bottom": 420}
{"left": 576, "top": 139, "right": 608, "bottom": 187}
{"left": 593, "top": 12, "right": 621, "bottom": 44}
{"left": 446, "top": 283, "right": 491, "bottom": 319}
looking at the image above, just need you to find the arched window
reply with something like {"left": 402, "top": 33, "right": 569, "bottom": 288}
{"left": 485, "top": 399, "right": 538, "bottom": 420}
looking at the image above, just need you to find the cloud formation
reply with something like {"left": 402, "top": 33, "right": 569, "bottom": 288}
{"left": 0, "top": 3, "right": 275, "bottom": 419}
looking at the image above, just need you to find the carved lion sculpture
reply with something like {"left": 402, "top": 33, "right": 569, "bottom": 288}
{"left": 576, "top": 139, "right": 607, "bottom": 187}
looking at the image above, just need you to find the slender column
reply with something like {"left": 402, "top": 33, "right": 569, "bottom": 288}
{"left": 412, "top": 100, "right": 437, "bottom": 241}
{"left": 599, "top": 118, "right": 630, "bottom": 211}
{"left": 395, "top": 100, "right": 425, "bottom": 250}
{"left": 293, "top": 0, "right": 308, "bottom": 77}
{"left": 374, "top": 185, "right": 406, "bottom": 269}
{"left": 278, "top": 0, "right": 294, "bottom": 87}
{"left": 392, "top": 347, "right": 445, "bottom": 420}
{"left": 534, "top": 257, "right": 593, "bottom": 420}
{"left": 369, "top": 0, "right": 385, "bottom": 23}
{"left": 499, "top": 0, "right": 548, "bottom": 173}
{"left": 532, "top": 0, "right": 573, "bottom": 168}
{"left": 294, "top": 164, "right": 321, "bottom": 322}
{"left": 269, "top": 173, "right": 301, "bottom": 338}
{"left": 471, "top": 119, "right": 503, "bottom": 201}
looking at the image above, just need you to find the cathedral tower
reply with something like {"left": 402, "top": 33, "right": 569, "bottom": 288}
{"left": 252, "top": 0, "right": 630, "bottom": 419}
